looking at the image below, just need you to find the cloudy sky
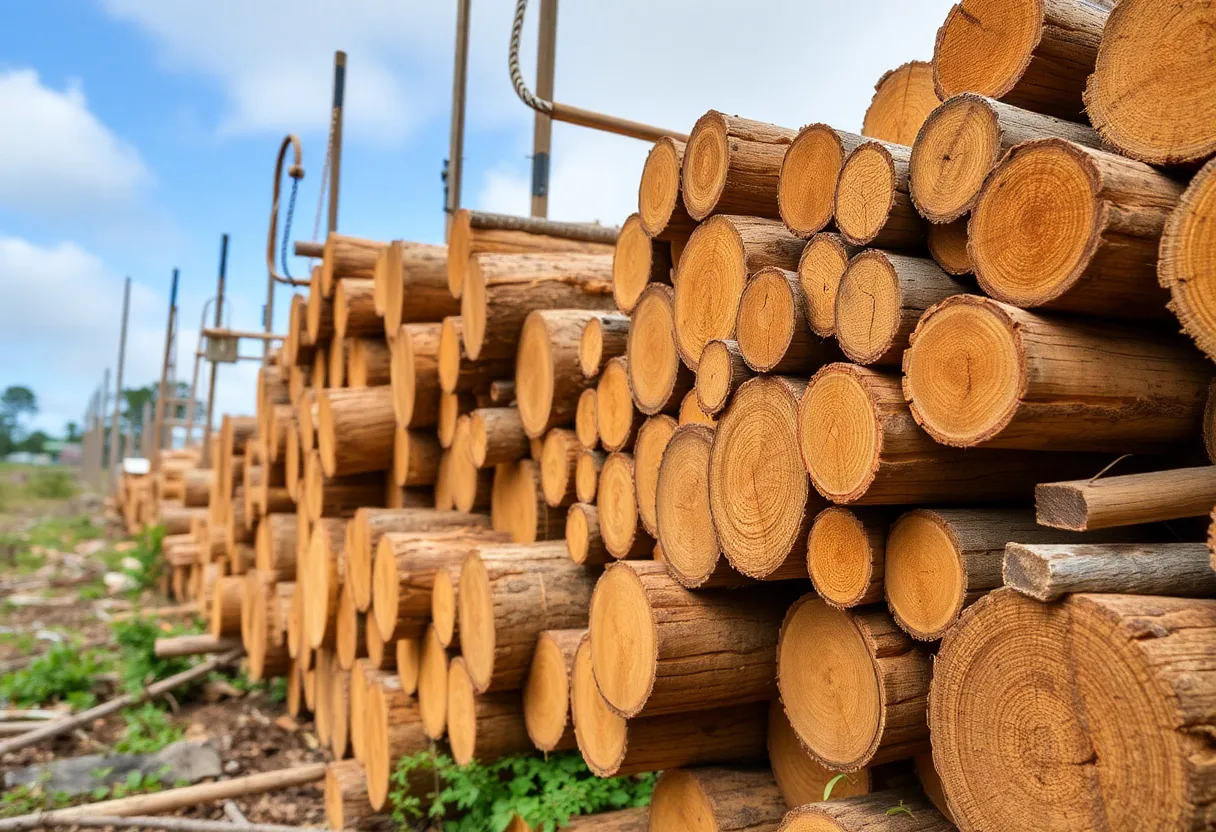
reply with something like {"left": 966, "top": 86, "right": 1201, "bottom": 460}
{"left": 0, "top": 0, "right": 954, "bottom": 438}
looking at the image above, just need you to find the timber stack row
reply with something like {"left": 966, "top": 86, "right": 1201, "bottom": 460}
{"left": 141, "top": 0, "right": 1216, "bottom": 829}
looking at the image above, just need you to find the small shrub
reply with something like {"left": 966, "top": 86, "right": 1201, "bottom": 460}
{"left": 111, "top": 617, "right": 197, "bottom": 694}
{"left": 114, "top": 705, "right": 183, "bottom": 754}
{"left": 23, "top": 470, "right": 76, "bottom": 500}
{"left": 0, "top": 642, "right": 106, "bottom": 707}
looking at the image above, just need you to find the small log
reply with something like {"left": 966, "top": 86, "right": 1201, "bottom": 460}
{"left": 324, "top": 760, "right": 379, "bottom": 832}
{"left": 612, "top": 214, "right": 674, "bottom": 315}
{"left": 565, "top": 503, "right": 609, "bottom": 566}
{"left": 489, "top": 379, "right": 515, "bottom": 404}
{"left": 0, "top": 817, "right": 301, "bottom": 832}
{"left": 709, "top": 376, "right": 824, "bottom": 580}
{"left": 650, "top": 768, "right": 786, "bottom": 832}
{"left": 970, "top": 139, "right": 1182, "bottom": 318}
{"left": 931, "top": 589, "right": 1216, "bottom": 832}
{"left": 329, "top": 668, "right": 351, "bottom": 758}
{"left": 363, "top": 675, "right": 428, "bottom": 810}
{"left": 682, "top": 111, "right": 796, "bottom": 221}
{"left": 447, "top": 417, "right": 493, "bottom": 512}
{"left": 396, "top": 636, "right": 421, "bottom": 695}
{"left": 579, "top": 312, "right": 630, "bottom": 379}
{"left": 348, "top": 660, "right": 388, "bottom": 763}
{"left": 779, "top": 789, "right": 952, "bottom": 831}
{"left": 575, "top": 448, "right": 606, "bottom": 505}
{"left": 392, "top": 426, "right": 442, "bottom": 488}
{"left": 571, "top": 633, "right": 767, "bottom": 777}
{"left": 379, "top": 240, "right": 455, "bottom": 339}
{"left": 516, "top": 309, "right": 604, "bottom": 437}
{"left": 862, "top": 60, "right": 940, "bottom": 145}
{"left": 778, "top": 596, "right": 930, "bottom": 770}
{"left": 589, "top": 561, "right": 786, "bottom": 717}
{"left": 461, "top": 251, "right": 615, "bottom": 362}
{"left": 316, "top": 386, "right": 395, "bottom": 478}
{"left": 673, "top": 216, "right": 805, "bottom": 369}
{"left": 458, "top": 541, "right": 592, "bottom": 692}
{"left": 926, "top": 216, "right": 971, "bottom": 276}
{"left": 469, "top": 407, "right": 529, "bottom": 468}
{"left": 1037, "top": 467, "right": 1216, "bottom": 531}
{"left": 346, "top": 337, "right": 391, "bottom": 388}
{"left": 321, "top": 233, "right": 384, "bottom": 297}
{"left": 303, "top": 518, "right": 347, "bottom": 649}
{"left": 417, "top": 625, "right": 448, "bottom": 738}
{"left": 627, "top": 285, "right": 694, "bottom": 415}
{"left": 302, "top": 452, "right": 383, "bottom": 522}
{"left": 656, "top": 425, "right": 742, "bottom": 589}
{"left": 254, "top": 513, "right": 296, "bottom": 580}
{"left": 835, "top": 140, "right": 926, "bottom": 251}
{"left": 306, "top": 289, "right": 334, "bottom": 345}
{"left": 490, "top": 459, "right": 567, "bottom": 544}
{"left": 596, "top": 453, "right": 654, "bottom": 560}
{"left": 326, "top": 336, "right": 346, "bottom": 389}
{"left": 390, "top": 321, "right": 442, "bottom": 430}
{"left": 523, "top": 628, "right": 584, "bottom": 753}
{"left": 154, "top": 634, "right": 239, "bottom": 659}
{"left": 1004, "top": 541, "right": 1216, "bottom": 601}
{"left": 902, "top": 295, "right": 1214, "bottom": 451}
{"left": 678, "top": 389, "right": 716, "bottom": 428}
{"left": 332, "top": 277, "right": 378, "bottom": 339}
{"left": 540, "top": 428, "right": 581, "bottom": 508}
{"left": 807, "top": 507, "right": 891, "bottom": 609}
{"left": 438, "top": 315, "right": 513, "bottom": 396}
{"left": 575, "top": 388, "right": 599, "bottom": 450}
{"left": 447, "top": 657, "right": 532, "bottom": 766}
{"left": 910, "top": 93, "right": 1101, "bottom": 224}
{"left": 446, "top": 208, "right": 617, "bottom": 299}
{"left": 597, "top": 357, "right": 643, "bottom": 451}
{"left": 694, "top": 339, "right": 752, "bottom": 417}
{"left": 769, "top": 701, "right": 871, "bottom": 808}
{"left": 633, "top": 415, "right": 677, "bottom": 539}
{"left": 334, "top": 579, "right": 366, "bottom": 671}
{"left": 798, "top": 233, "right": 860, "bottom": 339}
{"left": 736, "top": 266, "right": 841, "bottom": 373}
{"left": 1160, "top": 157, "right": 1216, "bottom": 362}
{"left": 437, "top": 390, "right": 476, "bottom": 450}
{"left": 1084, "top": 0, "right": 1216, "bottom": 165}
{"left": 835, "top": 250, "right": 965, "bottom": 367}
{"left": 638, "top": 136, "right": 696, "bottom": 239}
{"left": 209, "top": 576, "right": 244, "bottom": 639}
{"left": 779, "top": 124, "right": 866, "bottom": 238}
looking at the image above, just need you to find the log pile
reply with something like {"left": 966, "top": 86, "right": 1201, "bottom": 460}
{"left": 145, "top": 2, "right": 1216, "bottom": 827}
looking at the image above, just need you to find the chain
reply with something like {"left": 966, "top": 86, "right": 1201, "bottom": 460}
{"left": 509, "top": 0, "right": 553, "bottom": 115}
{"left": 280, "top": 175, "right": 300, "bottom": 279}
{"left": 312, "top": 107, "right": 337, "bottom": 246}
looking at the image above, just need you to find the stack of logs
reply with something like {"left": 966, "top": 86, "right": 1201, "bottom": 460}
{"left": 151, "top": 0, "right": 1216, "bottom": 829}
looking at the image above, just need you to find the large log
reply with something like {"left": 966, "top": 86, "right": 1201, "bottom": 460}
{"left": 522, "top": 628, "right": 584, "bottom": 753}
{"left": 612, "top": 214, "right": 673, "bottom": 316}
{"left": 390, "top": 322, "right": 442, "bottom": 430}
{"left": 516, "top": 310, "right": 603, "bottom": 438}
{"left": 834, "top": 140, "right": 925, "bottom": 251}
{"left": 779, "top": 790, "right": 952, "bottom": 831}
{"left": 861, "top": 61, "right": 940, "bottom": 146}
{"left": 835, "top": 251, "right": 965, "bottom": 367}
{"left": 320, "top": 233, "right": 384, "bottom": 297}
{"left": 446, "top": 208, "right": 616, "bottom": 300}
{"left": 570, "top": 634, "right": 767, "bottom": 777}
{"left": 460, "top": 252, "right": 615, "bottom": 361}
{"left": 709, "top": 376, "right": 824, "bottom": 580}
{"left": 779, "top": 124, "right": 866, "bottom": 239}
{"left": 1084, "top": 0, "right": 1216, "bottom": 166}
{"left": 627, "top": 285, "right": 694, "bottom": 416}
{"left": 1036, "top": 466, "right": 1216, "bottom": 531}
{"left": 597, "top": 358, "right": 643, "bottom": 451}
{"left": 931, "top": 589, "right": 1216, "bottom": 832}
{"left": 902, "top": 295, "right": 1214, "bottom": 451}
{"left": 638, "top": 136, "right": 696, "bottom": 239}
{"left": 737, "top": 267, "right": 841, "bottom": 374}
{"left": 909, "top": 93, "right": 1101, "bottom": 224}
{"left": 446, "top": 657, "right": 532, "bottom": 766}
{"left": 932, "top": 0, "right": 1113, "bottom": 121}
{"left": 779, "top": 597, "right": 930, "bottom": 771}
{"left": 681, "top": 111, "right": 796, "bottom": 221}
{"left": 694, "top": 339, "right": 752, "bottom": 417}
{"left": 1003, "top": 541, "right": 1216, "bottom": 601}
{"left": 768, "top": 702, "right": 871, "bottom": 808}
{"left": 316, "top": 386, "right": 395, "bottom": 477}
{"left": 379, "top": 241, "right": 455, "bottom": 339}
{"left": 1160, "top": 157, "right": 1216, "bottom": 362}
{"left": 595, "top": 453, "right": 654, "bottom": 560}
{"left": 332, "top": 278, "right": 378, "bottom": 339}
{"left": 589, "top": 561, "right": 785, "bottom": 718}
{"left": 970, "top": 139, "right": 1182, "bottom": 318}
{"left": 458, "top": 542, "right": 593, "bottom": 692}
{"left": 673, "top": 216, "right": 805, "bottom": 369}
{"left": 649, "top": 768, "right": 786, "bottom": 832}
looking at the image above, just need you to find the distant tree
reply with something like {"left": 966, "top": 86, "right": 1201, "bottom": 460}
{"left": 18, "top": 430, "right": 49, "bottom": 454}
{"left": 63, "top": 421, "right": 80, "bottom": 443}
{"left": 0, "top": 386, "right": 38, "bottom": 457}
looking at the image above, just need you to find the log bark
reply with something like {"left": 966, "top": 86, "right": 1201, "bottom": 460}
{"left": 970, "top": 138, "right": 1182, "bottom": 318}
{"left": 638, "top": 136, "right": 696, "bottom": 239}
{"left": 835, "top": 140, "right": 926, "bottom": 251}
{"left": 153, "top": 634, "right": 239, "bottom": 658}
{"left": 862, "top": 61, "right": 940, "bottom": 146}
{"left": 321, "top": 233, "right": 384, "bottom": 297}
{"left": 447, "top": 657, "right": 533, "bottom": 766}
{"left": 694, "top": 339, "right": 752, "bottom": 417}
{"left": 579, "top": 312, "right": 630, "bottom": 378}
{"left": 627, "top": 285, "right": 694, "bottom": 415}
{"left": 1084, "top": 0, "right": 1216, "bottom": 165}
{"left": 316, "top": 386, "right": 395, "bottom": 477}
{"left": 807, "top": 507, "right": 891, "bottom": 609}
{"left": 909, "top": 93, "right": 1101, "bottom": 223}
{"left": 737, "top": 266, "right": 842, "bottom": 373}
{"left": 931, "top": 589, "right": 1216, "bottom": 832}
{"left": 515, "top": 310, "right": 604, "bottom": 438}
{"left": 183, "top": 470, "right": 213, "bottom": 507}
{"left": 779, "top": 125, "right": 866, "bottom": 238}
{"left": 612, "top": 214, "right": 673, "bottom": 315}
{"left": 1036, "top": 466, "right": 1216, "bottom": 531}
{"left": 1160, "top": 156, "right": 1216, "bottom": 362}
{"left": 778, "top": 596, "right": 931, "bottom": 770}
{"left": 709, "top": 376, "right": 824, "bottom": 580}
{"left": 902, "top": 295, "right": 1214, "bottom": 451}
{"left": 490, "top": 459, "right": 567, "bottom": 544}
{"left": 589, "top": 561, "right": 786, "bottom": 717}
{"left": 303, "top": 456, "right": 383, "bottom": 523}
{"left": 673, "top": 216, "right": 805, "bottom": 370}
{"left": 447, "top": 208, "right": 617, "bottom": 300}
{"left": 458, "top": 542, "right": 593, "bottom": 692}
{"left": 523, "top": 628, "right": 584, "bottom": 753}
{"left": 932, "top": 0, "right": 1113, "bottom": 121}
{"left": 768, "top": 701, "right": 871, "bottom": 809}
{"left": 390, "top": 322, "right": 442, "bottom": 430}
{"left": 380, "top": 240, "right": 455, "bottom": 339}
{"left": 835, "top": 251, "right": 966, "bottom": 367}
{"left": 681, "top": 111, "right": 796, "bottom": 221}
{"left": 1003, "top": 541, "right": 1216, "bottom": 601}
{"left": 799, "top": 363, "right": 1107, "bottom": 504}
{"left": 596, "top": 453, "right": 654, "bottom": 560}
{"left": 779, "top": 789, "right": 952, "bottom": 831}
{"left": 469, "top": 408, "right": 530, "bottom": 468}
{"left": 798, "top": 233, "right": 860, "bottom": 338}
{"left": 650, "top": 768, "right": 786, "bottom": 832}
{"left": 597, "top": 357, "right": 643, "bottom": 451}
{"left": 461, "top": 252, "right": 615, "bottom": 361}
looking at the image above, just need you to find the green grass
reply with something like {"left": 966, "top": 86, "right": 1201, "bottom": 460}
{"left": 0, "top": 465, "right": 78, "bottom": 512}
{"left": 0, "top": 641, "right": 108, "bottom": 709}
{"left": 113, "top": 704, "right": 183, "bottom": 755}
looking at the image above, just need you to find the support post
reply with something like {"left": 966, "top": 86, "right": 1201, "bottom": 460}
{"left": 328, "top": 51, "right": 346, "bottom": 234}
{"left": 530, "top": 0, "right": 558, "bottom": 218}
{"left": 202, "top": 236, "right": 228, "bottom": 467}
{"left": 151, "top": 269, "right": 180, "bottom": 468}
{"left": 109, "top": 277, "right": 131, "bottom": 476}
{"left": 445, "top": 0, "right": 472, "bottom": 237}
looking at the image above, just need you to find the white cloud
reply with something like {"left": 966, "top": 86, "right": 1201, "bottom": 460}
{"left": 0, "top": 69, "right": 150, "bottom": 218}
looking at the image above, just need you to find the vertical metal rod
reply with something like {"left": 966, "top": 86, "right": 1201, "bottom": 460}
{"left": 530, "top": 0, "right": 558, "bottom": 218}
{"left": 99, "top": 368, "right": 110, "bottom": 488}
{"left": 202, "top": 235, "right": 229, "bottom": 466}
{"left": 328, "top": 51, "right": 347, "bottom": 234}
{"left": 445, "top": 0, "right": 472, "bottom": 238}
{"left": 151, "top": 269, "right": 180, "bottom": 468}
{"left": 108, "top": 277, "right": 131, "bottom": 475}
{"left": 140, "top": 402, "right": 153, "bottom": 459}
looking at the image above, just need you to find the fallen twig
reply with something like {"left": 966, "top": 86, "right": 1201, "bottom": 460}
{"left": 221, "top": 801, "right": 250, "bottom": 826}
{"left": 0, "top": 814, "right": 305, "bottom": 832}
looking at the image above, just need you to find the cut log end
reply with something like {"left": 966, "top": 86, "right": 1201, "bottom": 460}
{"left": 769, "top": 701, "right": 872, "bottom": 808}
{"left": 656, "top": 425, "right": 722, "bottom": 588}
{"left": 597, "top": 453, "right": 651, "bottom": 560}
{"left": 1160, "top": 157, "right": 1216, "bottom": 362}
{"left": 835, "top": 251, "right": 904, "bottom": 366}
{"left": 799, "top": 234, "right": 855, "bottom": 338}
{"left": 639, "top": 137, "right": 690, "bottom": 237}
{"left": 418, "top": 626, "right": 448, "bottom": 738}
{"left": 446, "top": 657, "right": 479, "bottom": 766}
{"left": 523, "top": 629, "right": 581, "bottom": 752}
{"left": 807, "top": 507, "right": 882, "bottom": 609}
{"left": 634, "top": 415, "right": 677, "bottom": 539}
{"left": 695, "top": 339, "right": 746, "bottom": 417}
{"left": 798, "top": 364, "right": 882, "bottom": 504}
{"left": 909, "top": 93, "right": 1002, "bottom": 223}
{"left": 612, "top": 214, "right": 669, "bottom": 315}
{"left": 672, "top": 218, "right": 748, "bottom": 369}
{"left": 681, "top": 111, "right": 732, "bottom": 221}
{"left": 588, "top": 564, "right": 655, "bottom": 718}
{"left": 431, "top": 569, "right": 458, "bottom": 647}
{"left": 862, "top": 60, "right": 941, "bottom": 146}
{"left": 396, "top": 637, "right": 421, "bottom": 696}
{"left": 575, "top": 388, "right": 599, "bottom": 450}
{"left": 835, "top": 142, "right": 899, "bottom": 246}
{"left": 779, "top": 124, "right": 849, "bottom": 238}
{"left": 570, "top": 634, "right": 627, "bottom": 777}
{"left": 597, "top": 358, "right": 639, "bottom": 451}
{"left": 436, "top": 316, "right": 464, "bottom": 396}
{"left": 629, "top": 284, "right": 688, "bottom": 414}
{"left": 447, "top": 209, "right": 473, "bottom": 298}
{"left": 737, "top": 267, "right": 800, "bottom": 373}
{"left": 884, "top": 510, "right": 966, "bottom": 640}
{"left": 456, "top": 552, "right": 495, "bottom": 692}
{"left": 933, "top": 0, "right": 1046, "bottom": 103}
{"left": 926, "top": 217, "right": 972, "bottom": 275}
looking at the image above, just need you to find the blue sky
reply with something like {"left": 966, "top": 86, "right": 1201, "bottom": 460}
{"left": 0, "top": 0, "right": 953, "bottom": 438}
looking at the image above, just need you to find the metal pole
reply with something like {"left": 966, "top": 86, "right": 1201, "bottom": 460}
{"left": 202, "top": 235, "right": 228, "bottom": 466}
{"left": 150, "top": 269, "right": 180, "bottom": 468}
{"left": 530, "top": 0, "right": 558, "bottom": 218}
{"left": 108, "top": 277, "right": 131, "bottom": 474}
{"left": 328, "top": 51, "right": 347, "bottom": 234}
{"left": 99, "top": 368, "right": 110, "bottom": 487}
{"left": 445, "top": 0, "right": 472, "bottom": 237}
{"left": 140, "top": 402, "right": 153, "bottom": 459}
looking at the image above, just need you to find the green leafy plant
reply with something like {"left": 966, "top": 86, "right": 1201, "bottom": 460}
{"left": 0, "top": 641, "right": 106, "bottom": 707}
{"left": 390, "top": 750, "right": 655, "bottom": 832}
{"left": 886, "top": 800, "right": 914, "bottom": 817}
{"left": 114, "top": 704, "right": 183, "bottom": 754}
{"left": 0, "top": 774, "right": 72, "bottom": 818}
{"left": 823, "top": 773, "right": 851, "bottom": 801}
{"left": 111, "top": 616, "right": 198, "bottom": 694}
